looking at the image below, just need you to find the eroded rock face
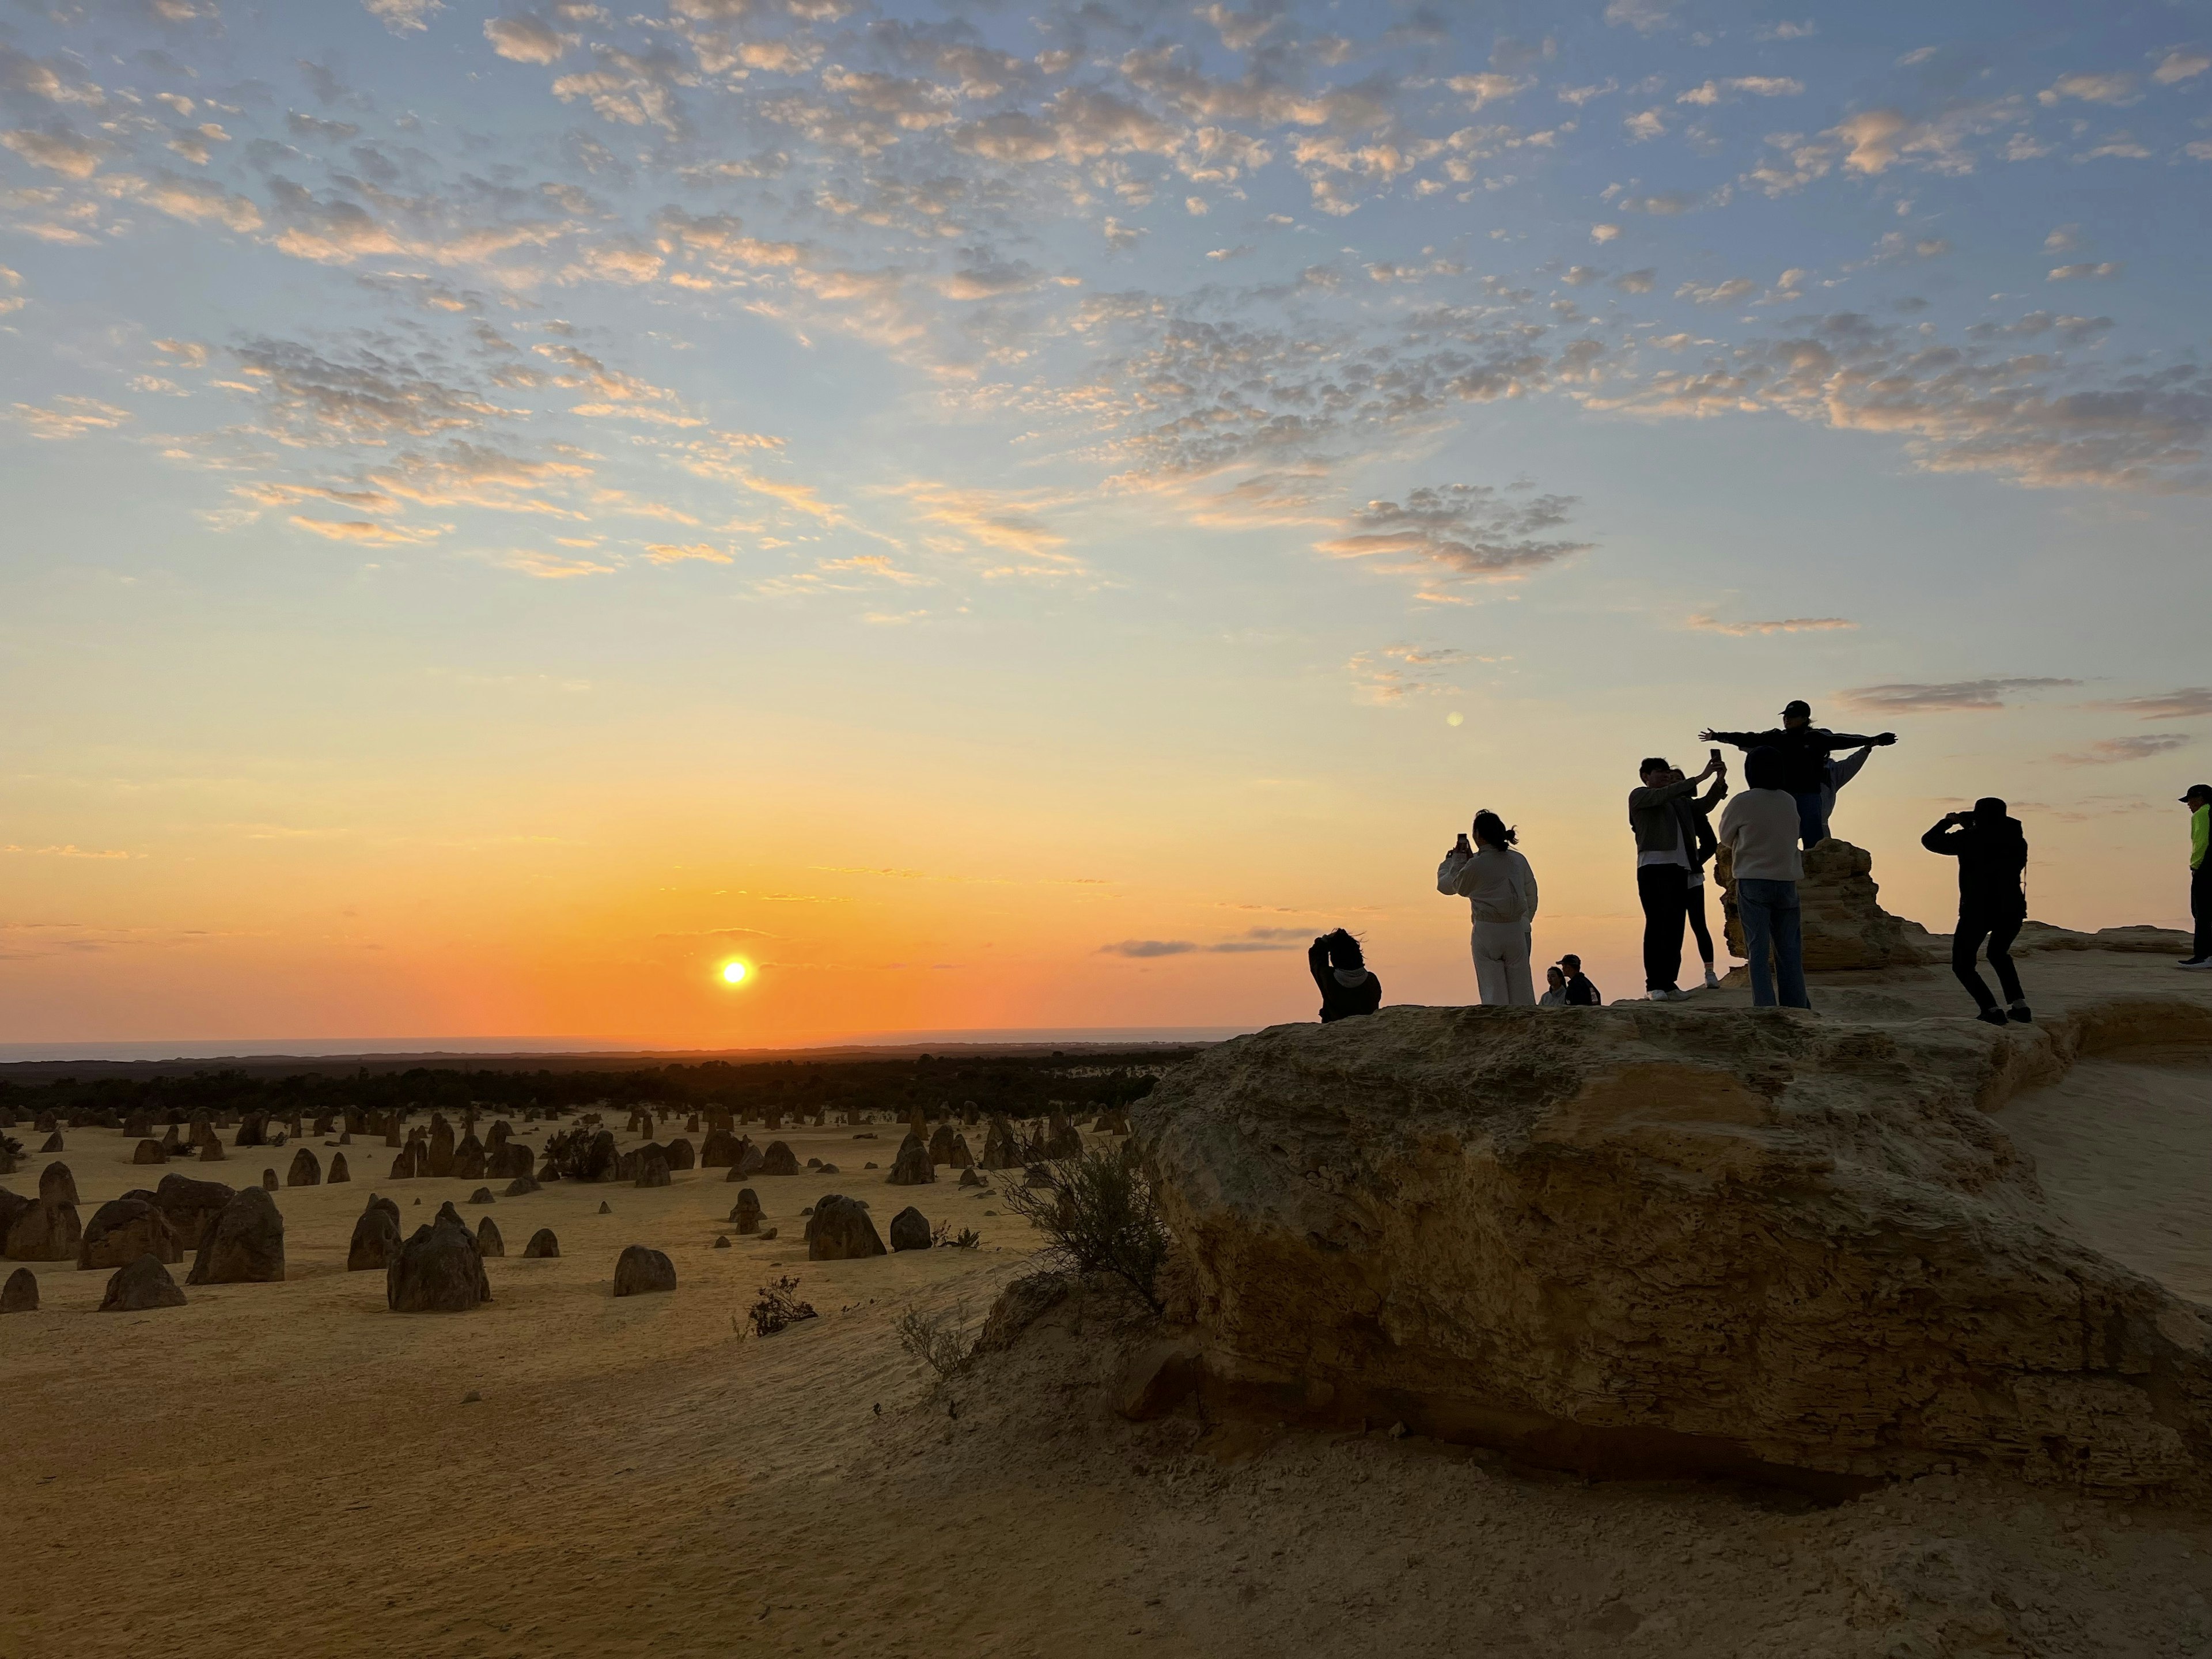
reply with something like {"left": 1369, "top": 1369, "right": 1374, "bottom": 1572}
{"left": 887, "top": 1133, "right": 935, "bottom": 1186}
{"left": 613, "top": 1244, "right": 675, "bottom": 1297}
{"left": 77, "top": 1198, "right": 182, "bottom": 1271}
{"left": 889, "top": 1206, "right": 931, "bottom": 1251}
{"left": 1137, "top": 1003, "right": 2212, "bottom": 1494}
{"left": 287, "top": 1148, "right": 321, "bottom": 1187}
{"left": 1715, "top": 838, "right": 1935, "bottom": 972}
{"left": 348, "top": 1204, "right": 402, "bottom": 1272}
{"left": 387, "top": 1208, "right": 489, "bottom": 1312}
{"left": 759, "top": 1141, "right": 799, "bottom": 1177}
{"left": 186, "top": 1186, "right": 285, "bottom": 1286}
{"left": 153, "top": 1175, "right": 234, "bottom": 1251}
{"left": 100, "top": 1253, "right": 187, "bottom": 1313}
{"left": 476, "top": 1216, "right": 504, "bottom": 1257}
{"left": 805, "top": 1194, "right": 885, "bottom": 1261}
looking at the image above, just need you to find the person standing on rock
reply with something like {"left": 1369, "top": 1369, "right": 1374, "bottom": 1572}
{"left": 1306, "top": 929, "right": 1383, "bottom": 1021}
{"left": 1921, "top": 799, "right": 2031, "bottom": 1025}
{"left": 1716, "top": 747, "right": 1812, "bottom": 1009}
{"left": 1700, "top": 700, "right": 1897, "bottom": 850}
{"left": 1820, "top": 743, "right": 1877, "bottom": 841}
{"left": 1437, "top": 810, "right": 1539, "bottom": 1006}
{"left": 2180, "top": 783, "right": 2212, "bottom": 969}
{"left": 1668, "top": 760, "right": 1730, "bottom": 990}
{"left": 1629, "top": 753, "right": 1722, "bottom": 1000}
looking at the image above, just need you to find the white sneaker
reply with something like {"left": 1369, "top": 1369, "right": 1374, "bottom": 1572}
{"left": 1702, "top": 967, "right": 1722, "bottom": 990}
{"left": 2181, "top": 958, "right": 2212, "bottom": 970}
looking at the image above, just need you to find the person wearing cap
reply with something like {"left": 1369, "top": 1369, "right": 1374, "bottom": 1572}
{"left": 1922, "top": 799, "right": 2032, "bottom": 1024}
{"left": 1557, "top": 953, "right": 1602, "bottom": 1006}
{"left": 1700, "top": 700, "right": 1897, "bottom": 850}
{"left": 2182, "top": 784, "right": 2212, "bottom": 968}
{"left": 1628, "top": 752, "right": 1722, "bottom": 1000}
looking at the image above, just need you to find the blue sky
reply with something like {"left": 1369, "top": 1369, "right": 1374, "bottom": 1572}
{"left": 3, "top": 0, "right": 2209, "bottom": 1041}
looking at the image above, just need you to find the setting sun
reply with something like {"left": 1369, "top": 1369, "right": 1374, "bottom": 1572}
{"left": 720, "top": 961, "right": 749, "bottom": 986}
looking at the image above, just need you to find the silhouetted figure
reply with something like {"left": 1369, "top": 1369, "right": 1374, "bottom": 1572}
{"left": 1701, "top": 699, "right": 1896, "bottom": 849}
{"left": 1922, "top": 799, "right": 2030, "bottom": 1025}
{"left": 1436, "top": 810, "right": 1539, "bottom": 1006}
{"left": 1717, "top": 747, "right": 1810, "bottom": 1009}
{"left": 1820, "top": 743, "right": 1876, "bottom": 840}
{"left": 1556, "top": 953, "right": 1602, "bottom": 1006}
{"left": 1538, "top": 965, "right": 1568, "bottom": 1007}
{"left": 1628, "top": 752, "right": 1721, "bottom": 1000}
{"left": 2183, "top": 784, "right": 2212, "bottom": 969}
{"left": 1668, "top": 760, "right": 1729, "bottom": 989}
{"left": 1308, "top": 929, "right": 1381, "bottom": 1022}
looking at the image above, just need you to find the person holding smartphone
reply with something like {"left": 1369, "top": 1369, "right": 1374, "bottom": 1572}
{"left": 1922, "top": 799, "right": 2031, "bottom": 1025}
{"left": 1437, "top": 809, "right": 1539, "bottom": 1005}
{"left": 1669, "top": 751, "right": 1730, "bottom": 989}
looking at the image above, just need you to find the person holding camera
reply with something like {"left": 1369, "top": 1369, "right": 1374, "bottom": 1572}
{"left": 1922, "top": 799, "right": 2031, "bottom": 1025}
{"left": 1306, "top": 928, "right": 1382, "bottom": 1022}
{"left": 1437, "top": 809, "right": 1539, "bottom": 1005}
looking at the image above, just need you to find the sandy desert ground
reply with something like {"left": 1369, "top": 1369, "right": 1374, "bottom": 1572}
{"left": 7, "top": 942, "right": 2212, "bottom": 1658}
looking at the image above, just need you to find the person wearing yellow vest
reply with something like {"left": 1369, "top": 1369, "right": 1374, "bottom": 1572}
{"left": 2183, "top": 783, "right": 2212, "bottom": 969}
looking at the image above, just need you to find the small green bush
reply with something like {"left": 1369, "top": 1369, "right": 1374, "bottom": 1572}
{"left": 1000, "top": 1140, "right": 1171, "bottom": 1312}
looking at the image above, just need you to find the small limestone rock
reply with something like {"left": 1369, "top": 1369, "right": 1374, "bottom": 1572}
{"left": 77, "top": 1198, "right": 181, "bottom": 1271}
{"left": 759, "top": 1141, "right": 800, "bottom": 1177}
{"left": 327, "top": 1152, "right": 350, "bottom": 1183}
{"left": 504, "top": 1176, "right": 540, "bottom": 1197}
{"left": 99, "top": 1253, "right": 187, "bottom": 1313}
{"left": 387, "top": 1207, "right": 490, "bottom": 1313}
{"left": 347, "top": 1202, "right": 402, "bottom": 1272}
{"left": 132, "top": 1138, "right": 167, "bottom": 1166}
{"left": 613, "top": 1244, "right": 676, "bottom": 1297}
{"left": 714, "top": 1234, "right": 731, "bottom": 1249}
{"left": 806, "top": 1194, "right": 887, "bottom": 1261}
{"left": 286, "top": 1148, "right": 321, "bottom": 1187}
{"left": 475, "top": 1215, "right": 504, "bottom": 1257}
{"left": 260, "top": 1168, "right": 278, "bottom": 1192}
{"left": 469, "top": 1187, "right": 494, "bottom": 1205}
{"left": 730, "top": 1188, "right": 763, "bottom": 1234}
{"left": 634, "top": 1147, "right": 671, "bottom": 1189}
{"left": 889, "top": 1206, "right": 931, "bottom": 1251}
{"left": 887, "top": 1132, "right": 936, "bottom": 1187}
{"left": 38, "top": 1132, "right": 62, "bottom": 1154}
{"left": 597, "top": 1200, "right": 612, "bottom": 1215}
{"left": 959, "top": 1167, "right": 983, "bottom": 1188}
{"left": 523, "top": 1228, "right": 559, "bottom": 1258}
{"left": 1, "top": 1267, "right": 36, "bottom": 1312}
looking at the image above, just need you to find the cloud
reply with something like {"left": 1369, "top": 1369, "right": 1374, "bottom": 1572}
{"left": 642, "top": 541, "right": 732, "bottom": 565}
{"left": 1677, "top": 77, "right": 1804, "bottom": 105}
{"left": 1448, "top": 74, "right": 1531, "bottom": 112}
{"left": 2054, "top": 734, "right": 2194, "bottom": 766}
{"left": 1838, "top": 677, "right": 2081, "bottom": 712}
{"left": 1590, "top": 224, "right": 1622, "bottom": 243}
{"left": 10, "top": 395, "right": 130, "bottom": 439}
{"left": 2, "top": 124, "right": 99, "bottom": 177}
{"left": 485, "top": 16, "right": 569, "bottom": 65}
{"left": 2089, "top": 688, "right": 2212, "bottom": 720}
{"left": 1316, "top": 484, "right": 1590, "bottom": 586}
{"left": 1098, "top": 939, "right": 1198, "bottom": 958}
{"left": 365, "top": 0, "right": 444, "bottom": 36}
{"left": 888, "top": 482, "right": 1075, "bottom": 573}
{"left": 1687, "top": 616, "right": 1855, "bottom": 636}
{"left": 2048, "top": 263, "right": 2122, "bottom": 281}
{"left": 495, "top": 548, "right": 619, "bottom": 578}
{"left": 1347, "top": 642, "right": 1470, "bottom": 704}
{"left": 2039, "top": 73, "right": 2138, "bottom": 107}
{"left": 1676, "top": 278, "right": 1756, "bottom": 306}
{"left": 1603, "top": 0, "right": 1673, "bottom": 34}
{"left": 1098, "top": 931, "right": 1302, "bottom": 957}
{"left": 288, "top": 516, "right": 445, "bottom": 546}
{"left": 2154, "top": 50, "right": 2211, "bottom": 86}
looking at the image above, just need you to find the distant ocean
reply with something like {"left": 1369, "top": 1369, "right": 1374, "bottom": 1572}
{"left": 0, "top": 1027, "right": 1253, "bottom": 1065}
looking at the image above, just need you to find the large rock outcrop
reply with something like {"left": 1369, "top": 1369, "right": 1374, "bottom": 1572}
{"left": 1136, "top": 1003, "right": 2212, "bottom": 1495}
{"left": 77, "top": 1198, "right": 183, "bottom": 1271}
{"left": 387, "top": 1207, "right": 490, "bottom": 1312}
{"left": 186, "top": 1186, "right": 285, "bottom": 1285}
{"left": 1715, "top": 838, "right": 1934, "bottom": 972}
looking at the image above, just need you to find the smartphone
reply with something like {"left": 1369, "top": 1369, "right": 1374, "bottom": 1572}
{"left": 1709, "top": 747, "right": 1721, "bottom": 766}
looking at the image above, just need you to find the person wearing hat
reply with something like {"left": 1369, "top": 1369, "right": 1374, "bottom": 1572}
{"left": 1556, "top": 953, "right": 1602, "bottom": 1006}
{"left": 1700, "top": 700, "right": 1897, "bottom": 850}
{"left": 2183, "top": 784, "right": 2212, "bottom": 968}
{"left": 1922, "top": 798, "right": 2032, "bottom": 1024}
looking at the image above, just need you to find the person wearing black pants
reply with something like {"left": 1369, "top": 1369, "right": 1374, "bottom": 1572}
{"left": 1922, "top": 799, "right": 2031, "bottom": 1025}
{"left": 1668, "top": 762, "right": 1728, "bottom": 988}
{"left": 1629, "top": 753, "right": 1720, "bottom": 999}
{"left": 2183, "top": 784, "right": 2212, "bottom": 968}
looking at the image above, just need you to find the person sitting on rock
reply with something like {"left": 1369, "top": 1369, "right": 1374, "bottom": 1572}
{"left": 1538, "top": 964, "right": 1569, "bottom": 1007}
{"left": 1922, "top": 800, "right": 2031, "bottom": 1025}
{"left": 1700, "top": 699, "right": 1897, "bottom": 850}
{"left": 1556, "top": 953, "right": 1602, "bottom": 1006}
{"left": 1437, "top": 809, "right": 1540, "bottom": 1005}
{"left": 1307, "top": 929, "right": 1382, "bottom": 1022}
{"left": 1716, "top": 746, "right": 1811, "bottom": 1009}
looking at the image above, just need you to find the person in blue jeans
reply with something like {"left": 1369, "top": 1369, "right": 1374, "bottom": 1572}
{"left": 1716, "top": 747, "right": 1812, "bottom": 1008}
{"left": 1701, "top": 700, "right": 1897, "bottom": 850}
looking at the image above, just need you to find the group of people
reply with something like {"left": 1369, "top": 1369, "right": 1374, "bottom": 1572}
{"left": 1303, "top": 696, "right": 2212, "bottom": 1028}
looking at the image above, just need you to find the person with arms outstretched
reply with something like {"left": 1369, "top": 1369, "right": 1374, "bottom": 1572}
{"left": 1308, "top": 929, "right": 1382, "bottom": 1021}
{"left": 1922, "top": 799, "right": 2031, "bottom": 1024}
{"left": 1436, "top": 809, "right": 1539, "bottom": 1006}
{"left": 1701, "top": 699, "right": 1896, "bottom": 849}
{"left": 1628, "top": 751, "right": 1721, "bottom": 1000}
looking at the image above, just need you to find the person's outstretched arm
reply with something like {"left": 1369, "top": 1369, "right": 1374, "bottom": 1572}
{"left": 1698, "top": 728, "right": 1762, "bottom": 749}
{"left": 1821, "top": 729, "right": 1897, "bottom": 750}
{"left": 1828, "top": 745, "right": 1873, "bottom": 791}
{"left": 1921, "top": 817, "right": 1966, "bottom": 855}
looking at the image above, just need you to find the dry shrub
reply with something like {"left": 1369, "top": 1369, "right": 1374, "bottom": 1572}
{"left": 896, "top": 1300, "right": 974, "bottom": 1381}
{"left": 999, "top": 1140, "right": 1171, "bottom": 1312}
{"left": 747, "top": 1275, "right": 817, "bottom": 1338}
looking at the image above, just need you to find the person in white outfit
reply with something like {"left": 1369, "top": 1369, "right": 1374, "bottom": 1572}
{"left": 1436, "top": 809, "right": 1539, "bottom": 1006}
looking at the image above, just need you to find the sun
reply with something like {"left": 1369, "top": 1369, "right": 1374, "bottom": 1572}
{"left": 719, "top": 961, "right": 749, "bottom": 986}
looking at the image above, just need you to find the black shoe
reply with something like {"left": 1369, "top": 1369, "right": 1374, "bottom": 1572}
{"left": 2181, "top": 957, "right": 2212, "bottom": 970}
{"left": 2008, "top": 1004, "right": 2032, "bottom": 1023}
{"left": 1975, "top": 1009, "right": 2008, "bottom": 1027}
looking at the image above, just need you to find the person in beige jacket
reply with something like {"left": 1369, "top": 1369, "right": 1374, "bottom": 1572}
{"left": 1437, "top": 809, "right": 1539, "bottom": 1006}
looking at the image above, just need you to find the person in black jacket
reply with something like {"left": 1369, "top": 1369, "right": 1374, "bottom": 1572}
{"left": 1701, "top": 699, "right": 1897, "bottom": 849}
{"left": 1922, "top": 798, "right": 2031, "bottom": 1026}
{"left": 1668, "top": 762, "right": 1729, "bottom": 988}
{"left": 1308, "top": 929, "right": 1382, "bottom": 1022}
